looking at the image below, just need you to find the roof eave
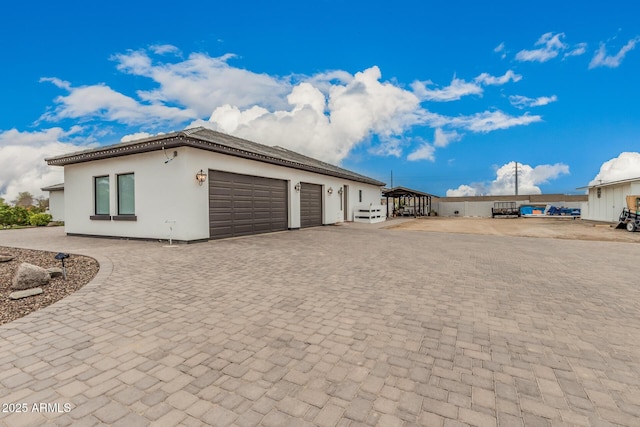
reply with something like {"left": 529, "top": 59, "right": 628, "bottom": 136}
{"left": 45, "top": 133, "right": 385, "bottom": 187}
{"left": 577, "top": 176, "right": 640, "bottom": 190}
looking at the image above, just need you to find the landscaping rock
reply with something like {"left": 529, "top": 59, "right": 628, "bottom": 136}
{"left": 9, "top": 288, "right": 43, "bottom": 300}
{"left": 11, "top": 263, "right": 51, "bottom": 290}
{"left": 0, "top": 254, "right": 14, "bottom": 263}
{"left": 46, "top": 267, "right": 64, "bottom": 278}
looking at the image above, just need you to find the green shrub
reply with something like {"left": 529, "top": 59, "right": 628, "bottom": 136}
{"left": 0, "top": 205, "right": 13, "bottom": 228}
{"left": 11, "top": 206, "right": 30, "bottom": 226}
{"left": 29, "top": 213, "right": 53, "bottom": 226}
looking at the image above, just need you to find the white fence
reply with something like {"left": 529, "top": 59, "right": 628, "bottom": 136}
{"left": 353, "top": 204, "right": 386, "bottom": 224}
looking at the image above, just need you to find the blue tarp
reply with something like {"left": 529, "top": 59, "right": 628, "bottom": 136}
{"left": 520, "top": 205, "right": 580, "bottom": 216}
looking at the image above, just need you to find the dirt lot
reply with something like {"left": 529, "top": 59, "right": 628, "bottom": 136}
{"left": 386, "top": 216, "right": 640, "bottom": 243}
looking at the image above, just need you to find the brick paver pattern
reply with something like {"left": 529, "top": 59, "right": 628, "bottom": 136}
{"left": 0, "top": 223, "right": 639, "bottom": 426}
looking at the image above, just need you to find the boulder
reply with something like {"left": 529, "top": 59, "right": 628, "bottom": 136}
{"left": 0, "top": 254, "right": 14, "bottom": 263}
{"left": 9, "top": 288, "right": 43, "bottom": 300}
{"left": 46, "top": 267, "right": 64, "bottom": 278}
{"left": 11, "top": 263, "right": 51, "bottom": 290}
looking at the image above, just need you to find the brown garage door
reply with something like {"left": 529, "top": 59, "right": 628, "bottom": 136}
{"left": 209, "top": 170, "right": 288, "bottom": 239}
{"left": 300, "top": 182, "right": 322, "bottom": 228}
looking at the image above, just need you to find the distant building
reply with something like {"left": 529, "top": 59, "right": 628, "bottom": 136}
{"left": 40, "top": 183, "right": 64, "bottom": 222}
{"left": 433, "top": 194, "right": 587, "bottom": 218}
{"left": 580, "top": 177, "right": 640, "bottom": 222}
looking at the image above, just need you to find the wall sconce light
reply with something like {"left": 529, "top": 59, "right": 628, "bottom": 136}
{"left": 196, "top": 169, "right": 207, "bottom": 186}
{"left": 597, "top": 187, "right": 601, "bottom": 198}
{"left": 337, "top": 187, "right": 343, "bottom": 195}
{"left": 294, "top": 182, "right": 301, "bottom": 192}
{"left": 327, "top": 187, "right": 333, "bottom": 195}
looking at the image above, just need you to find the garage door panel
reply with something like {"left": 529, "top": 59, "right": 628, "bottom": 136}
{"left": 252, "top": 203, "right": 276, "bottom": 210}
{"left": 232, "top": 201, "right": 254, "bottom": 210}
{"left": 209, "top": 170, "right": 288, "bottom": 239}
{"left": 232, "top": 224, "right": 255, "bottom": 234}
{"left": 253, "top": 222, "right": 274, "bottom": 232}
{"left": 210, "top": 213, "right": 234, "bottom": 222}
{"left": 233, "top": 187, "right": 253, "bottom": 195}
{"left": 253, "top": 211, "right": 277, "bottom": 220}
{"left": 300, "top": 182, "right": 322, "bottom": 228}
{"left": 210, "top": 227, "right": 232, "bottom": 239}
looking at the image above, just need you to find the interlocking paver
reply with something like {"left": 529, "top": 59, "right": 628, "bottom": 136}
{"left": 0, "top": 223, "right": 639, "bottom": 426}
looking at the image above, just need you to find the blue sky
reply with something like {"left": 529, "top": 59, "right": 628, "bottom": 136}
{"left": 2, "top": 0, "right": 640, "bottom": 201}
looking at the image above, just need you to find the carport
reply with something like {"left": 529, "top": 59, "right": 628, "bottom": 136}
{"left": 383, "top": 186, "right": 434, "bottom": 218}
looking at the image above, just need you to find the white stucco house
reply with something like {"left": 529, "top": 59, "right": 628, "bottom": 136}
{"left": 45, "top": 128, "right": 385, "bottom": 242}
{"left": 40, "top": 183, "right": 64, "bottom": 221}
{"left": 580, "top": 177, "right": 640, "bottom": 222}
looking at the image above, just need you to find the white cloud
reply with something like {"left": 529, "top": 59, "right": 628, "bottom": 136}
{"left": 589, "top": 152, "right": 640, "bottom": 184}
{"left": 368, "top": 137, "right": 404, "bottom": 158}
{"left": 564, "top": 42, "right": 587, "bottom": 58}
{"left": 589, "top": 37, "right": 640, "bottom": 69}
{"left": 509, "top": 94, "right": 558, "bottom": 109}
{"left": 446, "top": 184, "right": 480, "bottom": 197}
{"left": 407, "top": 128, "right": 461, "bottom": 162}
{"left": 39, "top": 77, "right": 71, "bottom": 91}
{"left": 474, "top": 70, "right": 522, "bottom": 85}
{"left": 0, "top": 127, "right": 98, "bottom": 202}
{"left": 112, "top": 49, "right": 291, "bottom": 115}
{"left": 494, "top": 42, "right": 507, "bottom": 59}
{"left": 433, "top": 128, "right": 461, "bottom": 148}
{"left": 193, "top": 66, "right": 426, "bottom": 164}
{"left": 516, "top": 32, "right": 568, "bottom": 62}
{"left": 412, "top": 70, "right": 520, "bottom": 102}
{"left": 27, "top": 46, "right": 548, "bottom": 180}
{"left": 120, "top": 132, "right": 164, "bottom": 142}
{"left": 443, "top": 110, "right": 542, "bottom": 133}
{"left": 150, "top": 44, "right": 182, "bottom": 55}
{"left": 446, "top": 161, "right": 569, "bottom": 196}
{"left": 407, "top": 141, "right": 436, "bottom": 162}
{"left": 411, "top": 77, "right": 483, "bottom": 102}
{"left": 39, "top": 80, "right": 197, "bottom": 126}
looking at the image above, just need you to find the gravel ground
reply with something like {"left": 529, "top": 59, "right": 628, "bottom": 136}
{"left": 0, "top": 246, "right": 99, "bottom": 326}
{"left": 387, "top": 216, "right": 640, "bottom": 243}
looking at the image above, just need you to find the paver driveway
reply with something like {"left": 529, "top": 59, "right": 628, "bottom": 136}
{"left": 1, "top": 223, "right": 639, "bottom": 426}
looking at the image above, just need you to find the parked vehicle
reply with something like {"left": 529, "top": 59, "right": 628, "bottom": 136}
{"left": 615, "top": 195, "right": 640, "bottom": 232}
{"left": 492, "top": 202, "right": 520, "bottom": 218}
{"left": 617, "top": 208, "right": 640, "bottom": 232}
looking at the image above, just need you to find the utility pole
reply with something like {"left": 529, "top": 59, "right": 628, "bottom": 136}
{"left": 514, "top": 161, "right": 519, "bottom": 196}
{"left": 390, "top": 170, "right": 393, "bottom": 189}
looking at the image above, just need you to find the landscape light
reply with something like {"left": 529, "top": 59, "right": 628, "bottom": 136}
{"left": 54, "top": 253, "right": 70, "bottom": 280}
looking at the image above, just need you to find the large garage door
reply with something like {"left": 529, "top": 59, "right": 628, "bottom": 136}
{"left": 209, "top": 170, "right": 288, "bottom": 239}
{"left": 300, "top": 182, "right": 322, "bottom": 228}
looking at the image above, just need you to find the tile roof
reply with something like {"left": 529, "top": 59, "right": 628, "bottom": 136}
{"left": 40, "top": 183, "right": 64, "bottom": 191}
{"left": 45, "top": 127, "right": 385, "bottom": 186}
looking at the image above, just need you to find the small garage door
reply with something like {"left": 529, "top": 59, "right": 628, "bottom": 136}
{"left": 300, "top": 182, "right": 322, "bottom": 228}
{"left": 209, "top": 170, "right": 288, "bottom": 239}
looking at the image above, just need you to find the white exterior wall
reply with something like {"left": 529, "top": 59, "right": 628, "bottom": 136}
{"left": 585, "top": 181, "right": 640, "bottom": 222}
{"left": 64, "top": 148, "right": 204, "bottom": 241}
{"left": 47, "top": 190, "right": 65, "bottom": 221}
{"left": 437, "top": 201, "right": 466, "bottom": 217}
{"left": 63, "top": 147, "right": 382, "bottom": 241}
{"left": 438, "top": 201, "right": 515, "bottom": 217}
